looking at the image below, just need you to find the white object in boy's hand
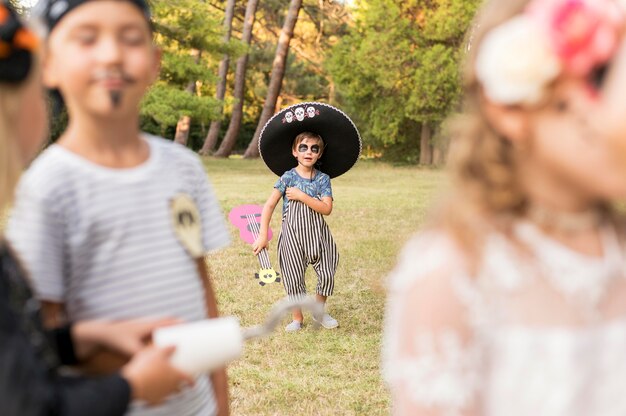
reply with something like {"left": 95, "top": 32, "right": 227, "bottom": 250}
{"left": 153, "top": 317, "right": 243, "bottom": 376}
{"left": 152, "top": 297, "right": 324, "bottom": 375}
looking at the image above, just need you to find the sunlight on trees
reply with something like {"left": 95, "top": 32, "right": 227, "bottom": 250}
{"left": 19, "top": 0, "right": 479, "bottom": 163}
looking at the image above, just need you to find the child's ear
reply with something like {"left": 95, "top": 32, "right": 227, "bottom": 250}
{"left": 481, "top": 96, "right": 529, "bottom": 144}
{"left": 41, "top": 51, "right": 59, "bottom": 88}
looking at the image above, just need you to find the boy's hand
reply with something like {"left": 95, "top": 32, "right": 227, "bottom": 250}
{"left": 73, "top": 317, "right": 181, "bottom": 360}
{"left": 252, "top": 236, "right": 268, "bottom": 255}
{"left": 285, "top": 187, "right": 306, "bottom": 202}
{"left": 100, "top": 318, "right": 181, "bottom": 356}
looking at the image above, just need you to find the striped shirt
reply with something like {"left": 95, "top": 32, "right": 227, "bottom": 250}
{"left": 6, "top": 134, "right": 230, "bottom": 416}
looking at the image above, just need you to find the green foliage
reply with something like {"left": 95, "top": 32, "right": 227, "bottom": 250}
{"left": 153, "top": 0, "right": 225, "bottom": 52}
{"left": 327, "top": 0, "right": 479, "bottom": 157}
{"left": 159, "top": 51, "right": 214, "bottom": 87}
{"left": 38, "top": 0, "right": 473, "bottom": 159}
{"left": 141, "top": 0, "right": 244, "bottom": 138}
{"left": 141, "top": 0, "right": 353, "bottom": 149}
{"left": 47, "top": 94, "right": 68, "bottom": 144}
{"left": 141, "top": 82, "right": 220, "bottom": 133}
{"left": 283, "top": 56, "right": 330, "bottom": 100}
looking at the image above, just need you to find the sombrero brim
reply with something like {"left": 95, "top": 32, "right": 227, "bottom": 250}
{"left": 258, "top": 102, "right": 362, "bottom": 178}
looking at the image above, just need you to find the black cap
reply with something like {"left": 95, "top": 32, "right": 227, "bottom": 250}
{"left": 0, "top": 1, "right": 38, "bottom": 84}
{"left": 32, "top": 0, "right": 151, "bottom": 34}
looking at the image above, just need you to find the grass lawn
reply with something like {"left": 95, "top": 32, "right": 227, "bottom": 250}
{"left": 203, "top": 157, "right": 447, "bottom": 416}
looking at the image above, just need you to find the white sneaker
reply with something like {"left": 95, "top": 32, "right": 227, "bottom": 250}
{"left": 285, "top": 320, "right": 302, "bottom": 332}
{"left": 313, "top": 313, "right": 339, "bottom": 329}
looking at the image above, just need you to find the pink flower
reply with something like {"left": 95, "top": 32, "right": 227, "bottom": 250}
{"left": 527, "top": 0, "right": 624, "bottom": 76}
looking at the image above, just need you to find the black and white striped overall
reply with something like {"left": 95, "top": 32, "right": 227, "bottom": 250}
{"left": 277, "top": 200, "right": 338, "bottom": 300}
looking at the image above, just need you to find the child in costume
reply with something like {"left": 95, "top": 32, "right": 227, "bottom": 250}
{"left": 253, "top": 103, "right": 361, "bottom": 332}
{"left": 0, "top": 2, "right": 194, "bottom": 414}
{"left": 383, "top": 0, "right": 626, "bottom": 414}
{"left": 6, "top": 1, "right": 230, "bottom": 415}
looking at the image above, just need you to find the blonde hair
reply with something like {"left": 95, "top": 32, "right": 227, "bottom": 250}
{"left": 292, "top": 132, "right": 324, "bottom": 154}
{"left": 0, "top": 70, "right": 36, "bottom": 212}
{"left": 435, "top": 0, "right": 614, "bottom": 255}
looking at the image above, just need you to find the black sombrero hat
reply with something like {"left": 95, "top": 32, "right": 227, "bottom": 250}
{"left": 258, "top": 102, "right": 362, "bottom": 178}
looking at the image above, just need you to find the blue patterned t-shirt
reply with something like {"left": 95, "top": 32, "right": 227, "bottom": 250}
{"left": 274, "top": 168, "right": 333, "bottom": 215}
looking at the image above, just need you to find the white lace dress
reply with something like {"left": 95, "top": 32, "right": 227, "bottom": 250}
{"left": 382, "top": 222, "right": 626, "bottom": 416}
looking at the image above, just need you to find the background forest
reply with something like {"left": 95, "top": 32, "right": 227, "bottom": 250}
{"left": 15, "top": 0, "right": 480, "bottom": 164}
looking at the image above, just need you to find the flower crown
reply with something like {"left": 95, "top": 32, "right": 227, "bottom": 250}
{"left": 0, "top": 1, "right": 39, "bottom": 84}
{"left": 475, "top": 0, "right": 626, "bottom": 105}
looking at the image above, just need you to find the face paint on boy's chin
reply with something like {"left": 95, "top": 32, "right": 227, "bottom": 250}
{"left": 110, "top": 90, "right": 122, "bottom": 107}
{"left": 91, "top": 68, "right": 137, "bottom": 107}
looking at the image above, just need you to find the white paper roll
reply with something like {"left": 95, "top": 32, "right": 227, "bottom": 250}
{"left": 153, "top": 317, "right": 243, "bottom": 376}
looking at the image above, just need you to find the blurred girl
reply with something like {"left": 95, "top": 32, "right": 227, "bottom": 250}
{"left": 383, "top": 0, "right": 626, "bottom": 414}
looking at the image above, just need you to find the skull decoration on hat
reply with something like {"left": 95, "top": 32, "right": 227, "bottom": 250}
{"left": 282, "top": 106, "right": 320, "bottom": 124}
{"left": 306, "top": 106, "right": 318, "bottom": 119}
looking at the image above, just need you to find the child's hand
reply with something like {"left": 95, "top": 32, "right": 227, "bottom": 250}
{"left": 252, "top": 236, "right": 268, "bottom": 255}
{"left": 122, "top": 345, "right": 195, "bottom": 405}
{"left": 285, "top": 187, "right": 306, "bottom": 202}
{"left": 103, "top": 318, "right": 182, "bottom": 356}
{"left": 73, "top": 318, "right": 182, "bottom": 359}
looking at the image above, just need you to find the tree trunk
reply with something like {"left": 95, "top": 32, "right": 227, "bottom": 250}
{"left": 174, "top": 50, "right": 200, "bottom": 147}
{"left": 316, "top": 0, "right": 324, "bottom": 45}
{"left": 431, "top": 124, "right": 446, "bottom": 166}
{"left": 243, "top": 0, "right": 303, "bottom": 159}
{"left": 419, "top": 122, "right": 433, "bottom": 165}
{"left": 214, "top": 0, "right": 260, "bottom": 158}
{"left": 328, "top": 80, "right": 336, "bottom": 105}
{"left": 432, "top": 145, "right": 443, "bottom": 165}
{"left": 199, "top": 0, "right": 236, "bottom": 156}
{"left": 174, "top": 115, "right": 192, "bottom": 146}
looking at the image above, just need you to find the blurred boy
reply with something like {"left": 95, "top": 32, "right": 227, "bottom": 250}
{"left": 7, "top": 1, "right": 230, "bottom": 414}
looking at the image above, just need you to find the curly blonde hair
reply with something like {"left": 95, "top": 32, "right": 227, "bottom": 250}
{"left": 434, "top": 0, "right": 614, "bottom": 255}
